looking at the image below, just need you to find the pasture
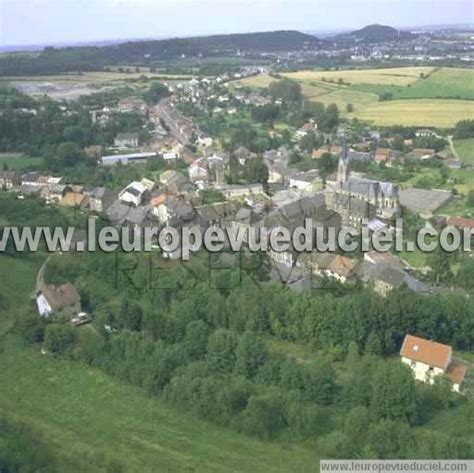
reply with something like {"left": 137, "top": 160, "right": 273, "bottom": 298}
{"left": 351, "top": 99, "right": 474, "bottom": 127}
{"left": 454, "top": 138, "right": 474, "bottom": 166}
{"left": 283, "top": 67, "right": 435, "bottom": 86}
{"left": 351, "top": 67, "right": 474, "bottom": 100}
{"left": 0, "top": 250, "right": 317, "bottom": 472}
{"left": 308, "top": 87, "right": 379, "bottom": 111}
{"left": 236, "top": 73, "right": 276, "bottom": 88}
{"left": 0, "top": 153, "right": 44, "bottom": 171}
{"left": 0, "top": 341, "right": 316, "bottom": 473}
{"left": 273, "top": 67, "right": 474, "bottom": 127}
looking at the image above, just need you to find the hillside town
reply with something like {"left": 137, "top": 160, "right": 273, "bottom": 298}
{"left": 0, "top": 9, "right": 473, "bottom": 471}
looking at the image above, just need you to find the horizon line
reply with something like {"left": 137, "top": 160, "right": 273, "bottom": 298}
{"left": 2, "top": 22, "right": 473, "bottom": 52}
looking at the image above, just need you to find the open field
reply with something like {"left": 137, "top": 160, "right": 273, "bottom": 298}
{"left": 236, "top": 73, "right": 276, "bottom": 88}
{"left": 351, "top": 99, "right": 474, "bottom": 127}
{"left": 351, "top": 67, "right": 474, "bottom": 101}
{"left": 283, "top": 67, "right": 435, "bottom": 86}
{"left": 309, "top": 87, "right": 379, "bottom": 110}
{"left": 0, "top": 153, "right": 44, "bottom": 171}
{"left": 0, "top": 252, "right": 316, "bottom": 472}
{"left": 238, "top": 67, "right": 473, "bottom": 127}
{"left": 0, "top": 71, "right": 190, "bottom": 84}
{"left": 454, "top": 139, "right": 474, "bottom": 166}
{"left": 1, "top": 71, "right": 191, "bottom": 100}
{"left": 0, "top": 340, "right": 316, "bottom": 473}
{"left": 0, "top": 254, "right": 45, "bottom": 335}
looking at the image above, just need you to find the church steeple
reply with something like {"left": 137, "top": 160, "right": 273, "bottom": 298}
{"left": 337, "top": 139, "right": 349, "bottom": 184}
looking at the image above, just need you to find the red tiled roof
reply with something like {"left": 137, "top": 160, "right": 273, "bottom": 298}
{"left": 447, "top": 216, "right": 474, "bottom": 229}
{"left": 400, "top": 334, "right": 452, "bottom": 370}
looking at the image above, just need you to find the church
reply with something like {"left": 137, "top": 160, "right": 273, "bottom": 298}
{"left": 326, "top": 143, "right": 401, "bottom": 229}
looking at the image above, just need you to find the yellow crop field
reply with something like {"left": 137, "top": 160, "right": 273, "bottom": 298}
{"left": 309, "top": 87, "right": 380, "bottom": 110}
{"left": 0, "top": 71, "right": 189, "bottom": 84}
{"left": 283, "top": 67, "right": 435, "bottom": 86}
{"left": 236, "top": 73, "right": 276, "bottom": 88}
{"left": 352, "top": 99, "right": 474, "bottom": 127}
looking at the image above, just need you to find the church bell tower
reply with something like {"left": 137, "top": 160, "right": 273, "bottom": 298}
{"left": 337, "top": 141, "right": 349, "bottom": 184}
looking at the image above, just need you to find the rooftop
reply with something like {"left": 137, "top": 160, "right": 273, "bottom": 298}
{"left": 400, "top": 334, "right": 452, "bottom": 370}
{"left": 399, "top": 188, "right": 453, "bottom": 215}
{"left": 41, "top": 283, "right": 81, "bottom": 311}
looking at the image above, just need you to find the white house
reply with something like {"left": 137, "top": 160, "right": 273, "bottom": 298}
{"left": 114, "top": 132, "right": 139, "bottom": 148}
{"left": 400, "top": 334, "right": 467, "bottom": 393}
{"left": 289, "top": 170, "right": 322, "bottom": 192}
{"left": 220, "top": 184, "right": 264, "bottom": 199}
{"left": 36, "top": 283, "right": 81, "bottom": 318}
{"left": 162, "top": 151, "right": 179, "bottom": 162}
{"left": 188, "top": 159, "right": 209, "bottom": 183}
{"left": 118, "top": 181, "right": 148, "bottom": 207}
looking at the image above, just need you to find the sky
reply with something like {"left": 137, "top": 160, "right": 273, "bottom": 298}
{"left": 0, "top": 0, "right": 473, "bottom": 47}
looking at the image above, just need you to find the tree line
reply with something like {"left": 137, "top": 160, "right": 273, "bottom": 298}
{"left": 14, "top": 251, "right": 474, "bottom": 456}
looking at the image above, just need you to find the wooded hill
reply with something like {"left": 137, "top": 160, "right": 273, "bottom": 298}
{"left": 342, "top": 24, "right": 417, "bottom": 42}
{"left": 0, "top": 30, "right": 324, "bottom": 76}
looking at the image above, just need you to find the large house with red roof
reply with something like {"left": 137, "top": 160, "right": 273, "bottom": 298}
{"left": 400, "top": 334, "right": 467, "bottom": 393}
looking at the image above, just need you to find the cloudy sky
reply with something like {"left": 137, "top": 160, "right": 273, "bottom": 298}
{"left": 1, "top": 0, "right": 473, "bottom": 46}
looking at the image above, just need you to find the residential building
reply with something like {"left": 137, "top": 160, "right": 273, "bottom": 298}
{"left": 0, "top": 171, "right": 20, "bottom": 190}
{"left": 400, "top": 334, "right": 467, "bottom": 393}
{"left": 101, "top": 152, "right": 158, "bottom": 166}
{"left": 36, "top": 282, "right": 81, "bottom": 318}
{"left": 114, "top": 132, "right": 139, "bottom": 148}
{"left": 119, "top": 181, "right": 149, "bottom": 207}
{"left": 60, "top": 190, "right": 87, "bottom": 208}
{"left": 289, "top": 170, "right": 323, "bottom": 192}
{"left": 88, "top": 187, "right": 117, "bottom": 213}
{"left": 447, "top": 216, "right": 474, "bottom": 231}
{"left": 220, "top": 184, "right": 264, "bottom": 199}
{"left": 155, "top": 196, "right": 196, "bottom": 225}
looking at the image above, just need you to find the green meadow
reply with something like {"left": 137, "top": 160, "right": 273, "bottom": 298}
{"left": 248, "top": 67, "right": 474, "bottom": 127}
{"left": 0, "top": 153, "right": 44, "bottom": 171}
{"left": 0, "top": 339, "right": 316, "bottom": 473}
{"left": 0, "top": 252, "right": 316, "bottom": 472}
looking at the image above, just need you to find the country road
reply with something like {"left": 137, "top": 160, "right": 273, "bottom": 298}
{"left": 447, "top": 135, "right": 460, "bottom": 161}
{"left": 31, "top": 253, "right": 52, "bottom": 298}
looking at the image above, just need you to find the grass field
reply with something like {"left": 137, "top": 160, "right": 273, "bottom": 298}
{"left": 0, "top": 254, "right": 45, "bottom": 334}
{"left": 277, "top": 67, "right": 474, "bottom": 127}
{"left": 454, "top": 139, "right": 474, "bottom": 166}
{"left": 352, "top": 99, "right": 474, "bottom": 127}
{"left": 351, "top": 67, "right": 474, "bottom": 101}
{"left": 283, "top": 67, "right": 435, "bottom": 86}
{"left": 0, "top": 340, "right": 316, "bottom": 473}
{"left": 0, "top": 153, "right": 44, "bottom": 171}
{"left": 309, "top": 87, "right": 380, "bottom": 111}
{"left": 0, "top": 252, "right": 317, "bottom": 472}
{"left": 236, "top": 73, "right": 276, "bottom": 88}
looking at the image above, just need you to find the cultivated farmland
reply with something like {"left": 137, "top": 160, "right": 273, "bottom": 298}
{"left": 246, "top": 67, "right": 474, "bottom": 127}
{"left": 352, "top": 99, "right": 474, "bottom": 127}
{"left": 283, "top": 66, "right": 436, "bottom": 86}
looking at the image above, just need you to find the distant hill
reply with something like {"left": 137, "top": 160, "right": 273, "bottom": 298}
{"left": 346, "top": 24, "right": 416, "bottom": 41}
{"left": 0, "top": 30, "right": 324, "bottom": 76}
